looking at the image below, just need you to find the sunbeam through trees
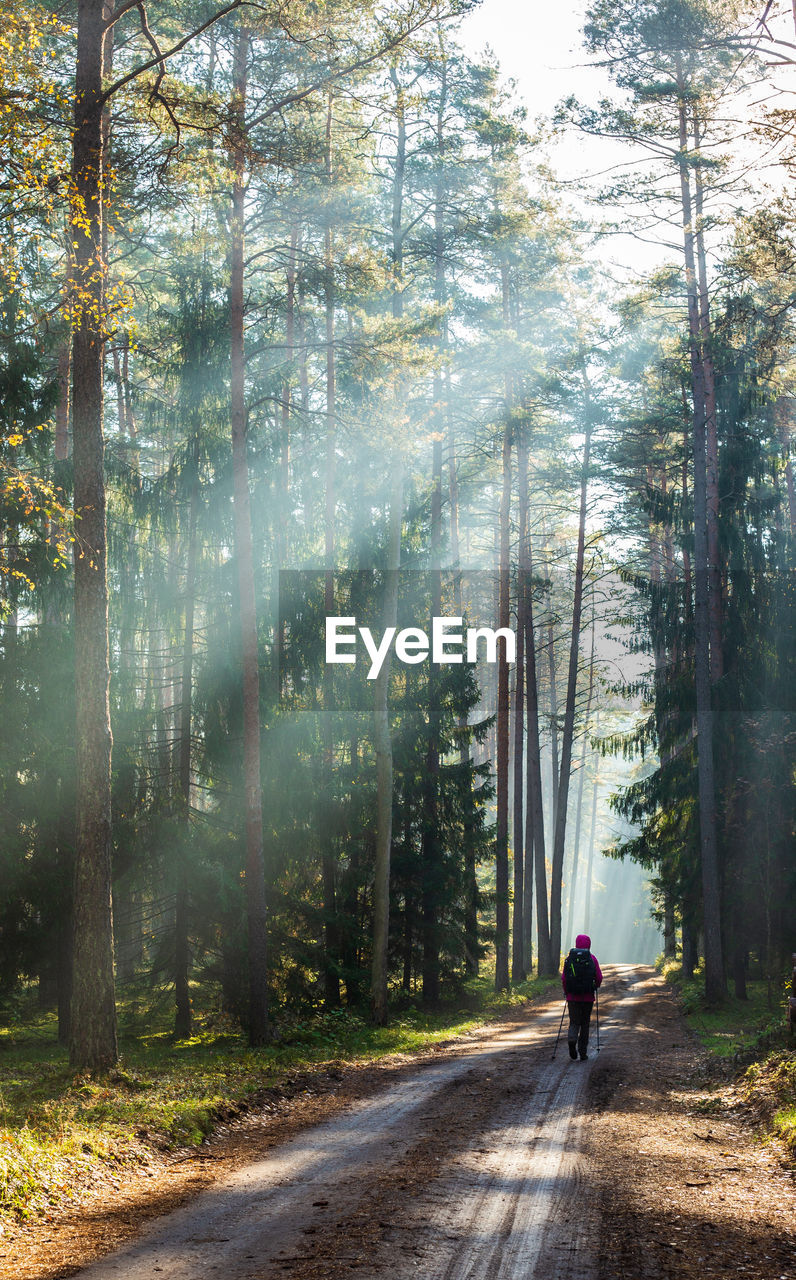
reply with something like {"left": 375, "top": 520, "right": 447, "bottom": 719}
{"left": 0, "top": 0, "right": 793, "bottom": 1078}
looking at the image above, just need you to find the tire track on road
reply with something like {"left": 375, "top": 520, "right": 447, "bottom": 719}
{"left": 386, "top": 967, "right": 646, "bottom": 1280}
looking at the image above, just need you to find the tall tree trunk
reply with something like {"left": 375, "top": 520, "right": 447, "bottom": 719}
{"left": 565, "top": 595, "right": 595, "bottom": 947}
{"left": 512, "top": 431, "right": 529, "bottom": 981}
{"left": 650, "top": 464, "right": 681, "bottom": 967}
{"left": 154, "top": 554, "right": 177, "bottom": 797}
{"left": 676, "top": 68, "right": 724, "bottom": 1004}
{"left": 546, "top": 611, "right": 559, "bottom": 830}
{"left": 121, "top": 334, "right": 137, "bottom": 443}
{"left": 565, "top": 751, "right": 586, "bottom": 948}
{"left": 53, "top": 242, "right": 74, "bottom": 1045}
{"left": 322, "top": 92, "right": 341, "bottom": 1008}
{"left": 583, "top": 762, "right": 599, "bottom": 933}
{"left": 422, "top": 74, "right": 449, "bottom": 1003}
{"left": 524, "top": 524, "right": 552, "bottom": 973}
{"left": 56, "top": 827, "right": 74, "bottom": 1044}
{"left": 447, "top": 362, "right": 478, "bottom": 974}
{"left": 523, "top": 788, "right": 534, "bottom": 972}
{"left": 494, "top": 421, "right": 511, "bottom": 992}
{"left": 112, "top": 344, "right": 126, "bottom": 440}
{"left": 229, "top": 26, "right": 269, "bottom": 1044}
{"left": 69, "top": 0, "right": 117, "bottom": 1072}
{"left": 680, "top": 398, "right": 694, "bottom": 619}
{"left": 692, "top": 107, "right": 723, "bottom": 683}
{"left": 543, "top": 540, "right": 558, "bottom": 831}
{"left": 549, "top": 419, "right": 592, "bottom": 968}
{"left": 371, "top": 64, "right": 407, "bottom": 1024}
{"left": 494, "top": 261, "right": 512, "bottom": 992}
{"left": 297, "top": 261, "right": 310, "bottom": 418}
{"left": 421, "top": 433, "right": 442, "bottom": 1005}
{"left": 276, "top": 227, "right": 297, "bottom": 691}
{"left": 281, "top": 229, "right": 297, "bottom": 532}
{"left": 174, "top": 473, "right": 198, "bottom": 1039}
{"left": 340, "top": 729, "right": 363, "bottom": 1006}
{"left": 370, "top": 468, "right": 402, "bottom": 1025}
{"left": 681, "top": 912, "right": 698, "bottom": 980}
{"left": 663, "top": 894, "right": 677, "bottom": 961}
{"left": 421, "top": 378, "right": 443, "bottom": 1003}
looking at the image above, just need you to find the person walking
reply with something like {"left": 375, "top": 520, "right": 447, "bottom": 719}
{"left": 561, "top": 932, "right": 602, "bottom": 1060}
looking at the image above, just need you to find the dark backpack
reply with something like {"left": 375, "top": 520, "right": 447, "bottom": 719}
{"left": 564, "top": 947, "right": 596, "bottom": 996}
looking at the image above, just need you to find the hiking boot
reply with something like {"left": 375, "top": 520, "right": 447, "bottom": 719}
{"left": 579, "top": 1052, "right": 588, "bottom": 1061}
{"left": 568, "top": 1042, "right": 577, "bottom": 1059}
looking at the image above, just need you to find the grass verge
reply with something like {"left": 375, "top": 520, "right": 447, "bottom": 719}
{"left": 0, "top": 973, "right": 554, "bottom": 1220}
{"left": 658, "top": 960, "right": 787, "bottom": 1060}
{"left": 659, "top": 958, "right": 795, "bottom": 1158}
{"left": 740, "top": 1052, "right": 796, "bottom": 1156}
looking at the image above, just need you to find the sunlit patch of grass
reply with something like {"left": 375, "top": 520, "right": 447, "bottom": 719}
{"left": 741, "top": 1052, "right": 796, "bottom": 1154}
{"left": 659, "top": 964, "right": 788, "bottom": 1059}
{"left": 772, "top": 1106, "right": 796, "bottom": 1151}
{"left": 0, "top": 1128, "right": 66, "bottom": 1217}
{"left": 0, "top": 970, "right": 557, "bottom": 1219}
{"left": 0, "top": 1118, "right": 118, "bottom": 1217}
{"left": 164, "top": 1099, "right": 222, "bottom": 1147}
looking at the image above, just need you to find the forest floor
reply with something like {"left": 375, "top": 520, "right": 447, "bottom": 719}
{"left": 2, "top": 965, "right": 795, "bottom": 1280}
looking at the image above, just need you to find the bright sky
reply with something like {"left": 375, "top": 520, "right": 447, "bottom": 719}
{"left": 457, "top": 0, "right": 795, "bottom": 269}
{"left": 456, "top": 0, "right": 659, "bottom": 277}
{"left": 457, "top": 1, "right": 795, "bottom": 144}
{"left": 458, "top": 0, "right": 602, "bottom": 123}
{"left": 457, "top": 0, "right": 615, "bottom": 178}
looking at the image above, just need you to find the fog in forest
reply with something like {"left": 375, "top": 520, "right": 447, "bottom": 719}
{"left": 0, "top": 0, "right": 793, "bottom": 1068}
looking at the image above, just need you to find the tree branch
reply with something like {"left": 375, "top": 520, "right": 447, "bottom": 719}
{"left": 101, "top": 0, "right": 245, "bottom": 103}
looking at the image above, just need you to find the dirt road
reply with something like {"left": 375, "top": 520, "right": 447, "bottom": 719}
{"left": 61, "top": 966, "right": 710, "bottom": 1280}
{"left": 10, "top": 967, "right": 796, "bottom": 1280}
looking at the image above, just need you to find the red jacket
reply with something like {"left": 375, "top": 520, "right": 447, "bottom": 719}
{"left": 561, "top": 933, "right": 603, "bottom": 1004}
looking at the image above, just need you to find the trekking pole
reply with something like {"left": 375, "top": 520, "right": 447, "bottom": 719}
{"left": 551, "top": 1000, "right": 568, "bottom": 1061}
{"left": 595, "top": 987, "right": 600, "bottom": 1053}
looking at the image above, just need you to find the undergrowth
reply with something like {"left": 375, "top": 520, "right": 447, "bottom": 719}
{"left": 740, "top": 1052, "right": 796, "bottom": 1155}
{"left": 658, "top": 960, "right": 789, "bottom": 1061}
{"left": 659, "top": 958, "right": 796, "bottom": 1160}
{"left": 0, "top": 972, "right": 553, "bottom": 1219}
